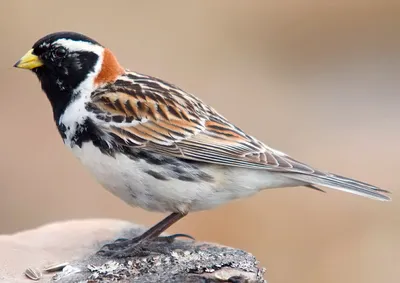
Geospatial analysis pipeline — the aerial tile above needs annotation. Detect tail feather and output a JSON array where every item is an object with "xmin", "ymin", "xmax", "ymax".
[{"xmin": 289, "ymin": 172, "xmax": 391, "ymax": 201}]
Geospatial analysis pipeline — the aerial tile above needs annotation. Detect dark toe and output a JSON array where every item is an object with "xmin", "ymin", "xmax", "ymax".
[
  {"xmin": 156, "ymin": 233, "xmax": 195, "ymax": 243},
  {"xmin": 98, "ymin": 238, "xmax": 133, "ymax": 252},
  {"xmin": 98, "ymin": 239, "xmax": 176, "ymax": 258},
  {"xmin": 113, "ymin": 237, "xmax": 129, "ymax": 243}
]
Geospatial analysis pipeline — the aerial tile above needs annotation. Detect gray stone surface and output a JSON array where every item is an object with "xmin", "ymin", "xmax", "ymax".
[
  {"xmin": 53, "ymin": 225, "xmax": 265, "ymax": 282},
  {"xmin": 0, "ymin": 220, "xmax": 266, "ymax": 283}
]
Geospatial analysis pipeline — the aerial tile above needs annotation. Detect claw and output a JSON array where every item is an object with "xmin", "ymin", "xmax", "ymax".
[
  {"xmin": 160, "ymin": 233, "xmax": 195, "ymax": 242},
  {"xmin": 96, "ymin": 232, "xmax": 195, "ymax": 258},
  {"xmin": 113, "ymin": 237, "xmax": 129, "ymax": 243},
  {"xmin": 97, "ymin": 238, "xmax": 133, "ymax": 253}
]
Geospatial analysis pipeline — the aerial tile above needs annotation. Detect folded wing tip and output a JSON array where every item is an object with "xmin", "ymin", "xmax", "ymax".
[{"xmin": 378, "ymin": 194, "xmax": 392, "ymax": 202}]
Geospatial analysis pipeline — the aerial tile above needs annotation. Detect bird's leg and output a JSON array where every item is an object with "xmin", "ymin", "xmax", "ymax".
[{"xmin": 97, "ymin": 212, "xmax": 192, "ymax": 257}]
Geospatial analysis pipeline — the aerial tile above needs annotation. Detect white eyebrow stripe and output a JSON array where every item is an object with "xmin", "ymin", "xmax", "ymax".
[{"xmin": 54, "ymin": 38, "xmax": 104, "ymax": 54}]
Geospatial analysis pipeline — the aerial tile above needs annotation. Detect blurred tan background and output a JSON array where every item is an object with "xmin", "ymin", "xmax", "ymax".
[{"xmin": 1, "ymin": 1, "xmax": 399, "ymax": 282}]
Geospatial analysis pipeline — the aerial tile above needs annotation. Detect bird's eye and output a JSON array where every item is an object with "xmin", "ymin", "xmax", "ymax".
[{"xmin": 54, "ymin": 47, "xmax": 68, "ymax": 58}]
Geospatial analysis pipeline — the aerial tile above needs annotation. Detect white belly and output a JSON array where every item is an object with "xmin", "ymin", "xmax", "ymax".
[{"xmin": 67, "ymin": 141, "xmax": 297, "ymax": 212}]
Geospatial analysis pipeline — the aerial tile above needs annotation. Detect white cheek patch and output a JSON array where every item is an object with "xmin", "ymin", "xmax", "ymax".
[{"xmin": 54, "ymin": 38, "xmax": 104, "ymax": 55}]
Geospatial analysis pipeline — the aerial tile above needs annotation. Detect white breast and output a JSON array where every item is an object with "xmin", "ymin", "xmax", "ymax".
[
  {"xmin": 68, "ymin": 141, "xmax": 213, "ymax": 212},
  {"xmin": 66, "ymin": 140, "xmax": 297, "ymax": 213}
]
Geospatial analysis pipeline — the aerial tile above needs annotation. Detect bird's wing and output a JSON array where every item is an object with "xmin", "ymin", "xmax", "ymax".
[
  {"xmin": 86, "ymin": 72, "xmax": 390, "ymax": 201},
  {"xmin": 87, "ymin": 72, "xmax": 313, "ymax": 173}
]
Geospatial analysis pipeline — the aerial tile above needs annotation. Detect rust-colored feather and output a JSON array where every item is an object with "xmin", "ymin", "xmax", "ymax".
[
  {"xmin": 88, "ymin": 72, "xmax": 321, "ymax": 172},
  {"xmin": 94, "ymin": 49, "xmax": 124, "ymax": 86}
]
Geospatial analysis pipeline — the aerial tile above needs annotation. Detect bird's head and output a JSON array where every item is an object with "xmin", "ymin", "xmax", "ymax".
[{"xmin": 14, "ymin": 31, "xmax": 124, "ymax": 117}]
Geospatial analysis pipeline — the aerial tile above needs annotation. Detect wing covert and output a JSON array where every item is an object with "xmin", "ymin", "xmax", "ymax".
[{"xmin": 86, "ymin": 72, "xmax": 315, "ymax": 173}]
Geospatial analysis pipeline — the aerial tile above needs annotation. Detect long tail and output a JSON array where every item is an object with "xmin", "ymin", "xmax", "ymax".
[{"xmin": 288, "ymin": 172, "xmax": 391, "ymax": 201}]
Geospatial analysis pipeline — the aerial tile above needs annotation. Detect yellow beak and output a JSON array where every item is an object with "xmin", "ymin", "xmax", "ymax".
[{"xmin": 14, "ymin": 49, "xmax": 44, "ymax": 70}]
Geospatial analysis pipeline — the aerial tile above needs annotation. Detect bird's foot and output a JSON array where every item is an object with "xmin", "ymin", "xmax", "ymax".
[
  {"xmin": 97, "ymin": 233, "xmax": 194, "ymax": 258},
  {"xmin": 97, "ymin": 239, "xmax": 171, "ymax": 258}
]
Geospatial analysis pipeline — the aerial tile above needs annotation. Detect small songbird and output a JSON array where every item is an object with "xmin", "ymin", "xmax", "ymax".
[{"xmin": 14, "ymin": 31, "xmax": 390, "ymax": 257}]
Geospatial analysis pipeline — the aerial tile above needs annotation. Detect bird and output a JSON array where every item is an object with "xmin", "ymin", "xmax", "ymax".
[{"xmin": 14, "ymin": 31, "xmax": 390, "ymax": 257}]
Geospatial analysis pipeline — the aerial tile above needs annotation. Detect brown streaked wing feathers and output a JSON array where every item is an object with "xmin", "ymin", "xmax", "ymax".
[{"xmin": 88, "ymin": 74, "xmax": 315, "ymax": 173}]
